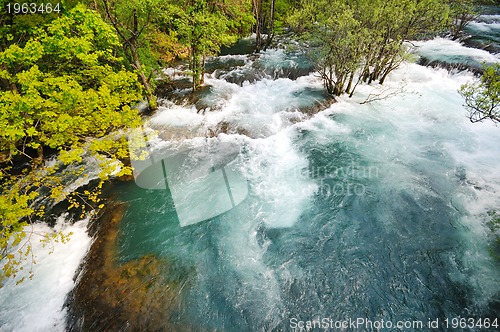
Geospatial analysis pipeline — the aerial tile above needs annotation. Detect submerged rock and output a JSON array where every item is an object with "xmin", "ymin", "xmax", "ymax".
[{"xmin": 65, "ymin": 203, "xmax": 193, "ymax": 331}]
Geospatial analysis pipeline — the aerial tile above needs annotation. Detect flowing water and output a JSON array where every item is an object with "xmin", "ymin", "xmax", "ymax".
[
  {"xmin": 1, "ymin": 12, "xmax": 500, "ymax": 332},
  {"xmin": 0, "ymin": 218, "xmax": 91, "ymax": 331},
  {"xmin": 463, "ymin": 5, "xmax": 500, "ymax": 54}
]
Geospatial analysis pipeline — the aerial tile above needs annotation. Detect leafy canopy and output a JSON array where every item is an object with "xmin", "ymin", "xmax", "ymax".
[
  {"xmin": 0, "ymin": 4, "xmax": 142, "ymax": 285},
  {"xmin": 460, "ymin": 63, "xmax": 500, "ymax": 123},
  {"xmin": 290, "ymin": 0, "xmax": 450, "ymax": 97},
  {"xmin": 0, "ymin": 4, "xmax": 142, "ymax": 157}
]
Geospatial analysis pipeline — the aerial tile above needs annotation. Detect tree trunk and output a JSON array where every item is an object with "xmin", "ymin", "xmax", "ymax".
[
  {"xmin": 379, "ymin": 58, "xmax": 396, "ymax": 85},
  {"xmin": 130, "ymin": 45, "xmax": 156, "ymax": 110},
  {"xmin": 191, "ymin": 42, "xmax": 202, "ymax": 91},
  {"xmin": 345, "ymin": 72, "xmax": 354, "ymax": 95},
  {"xmin": 326, "ymin": 81, "xmax": 334, "ymax": 95},
  {"xmin": 264, "ymin": 0, "xmax": 275, "ymax": 51},
  {"xmin": 200, "ymin": 53, "xmax": 206, "ymax": 85},
  {"xmin": 102, "ymin": 0, "xmax": 157, "ymax": 110},
  {"xmin": 253, "ymin": 0, "xmax": 262, "ymax": 53}
]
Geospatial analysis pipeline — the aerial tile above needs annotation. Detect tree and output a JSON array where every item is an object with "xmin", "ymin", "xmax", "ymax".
[
  {"xmin": 99, "ymin": 0, "xmax": 253, "ymax": 92},
  {"xmin": 304, "ymin": 2, "xmax": 367, "ymax": 97},
  {"xmin": 0, "ymin": 4, "xmax": 143, "ymax": 285},
  {"xmin": 448, "ymin": 0, "xmax": 480, "ymax": 40},
  {"xmin": 265, "ymin": 0, "xmax": 275, "ymax": 50},
  {"xmin": 459, "ymin": 63, "xmax": 500, "ymax": 123},
  {"xmin": 289, "ymin": 0, "xmax": 358, "ymax": 96},
  {"xmin": 291, "ymin": 0, "xmax": 450, "ymax": 97},
  {"xmin": 253, "ymin": 0, "xmax": 289, "ymax": 52},
  {"xmin": 172, "ymin": 0, "xmax": 253, "ymax": 90},
  {"xmin": 0, "ymin": 0, "xmax": 64, "ymax": 52},
  {"xmin": 101, "ymin": 0, "xmax": 158, "ymax": 110},
  {"xmin": 348, "ymin": 0, "xmax": 449, "ymax": 86},
  {"xmin": 252, "ymin": 0, "xmax": 263, "ymax": 52}
]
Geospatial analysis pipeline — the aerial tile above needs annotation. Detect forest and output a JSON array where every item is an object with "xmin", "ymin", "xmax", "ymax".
[{"xmin": 0, "ymin": 0, "xmax": 498, "ymax": 284}]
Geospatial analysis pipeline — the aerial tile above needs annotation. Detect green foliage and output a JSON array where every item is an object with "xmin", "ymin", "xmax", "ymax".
[
  {"xmin": 448, "ymin": 0, "xmax": 481, "ymax": 40},
  {"xmin": 291, "ymin": 0, "xmax": 451, "ymax": 97},
  {"xmin": 100, "ymin": 0, "xmax": 161, "ymax": 110},
  {"xmin": 294, "ymin": 1, "xmax": 368, "ymax": 95},
  {"xmin": 1, "ymin": 166, "xmax": 75, "ymax": 285},
  {"xmin": 99, "ymin": 0, "xmax": 253, "ymax": 92},
  {"xmin": 0, "ymin": 0, "xmax": 65, "ymax": 51},
  {"xmin": 0, "ymin": 4, "xmax": 142, "ymax": 156},
  {"xmin": 459, "ymin": 63, "xmax": 500, "ymax": 123},
  {"xmin": 162, "ymin": 0, "xmax": 253, "ymax": 90},
  {"xmin": 0, "ymin": 0, "xmax": 254, "ymax": 283},
  {"xmin": 0, "ymin": 4, "xmax": 142, "ymax": 285},
  {"xmin": 273, "ymin": 0, "xmax": 298, "ymax": 32}
]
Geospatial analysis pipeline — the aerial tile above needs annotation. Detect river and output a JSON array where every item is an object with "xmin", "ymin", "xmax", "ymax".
[{"xmin": 1, "ymin": 9, "xmax": 499, "ymax": 332}]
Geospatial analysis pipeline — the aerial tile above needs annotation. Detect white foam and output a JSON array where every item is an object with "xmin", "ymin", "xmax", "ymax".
[
  {"xmin": 243, "ymin": 129, "xmax": 316, "ymax": 228},
  {"xmin": 0, "ymin": 217, "xmax": 91, "ymax": 332},
  {"xmin": 3, "ymin": 34, "xmax": 500, "ymax": 329},
  {"xmin": 413, "ymin": 37, "xmax": 499, "ymax": 64},
  {"xmin": 474, "ymin": 14, "xmax": 500, "ymax": 25},
  {"xmin": 205, "ymin": 74, "xmax": 323, "ymax": 135},
  {"xmin": 150, "ymin": 104, "xmax": 204, "ymax": 127},
  {"xmin": 148, "ymin": 71, "xmax": 323, "ymax": 140},
  {"xmin": 312, "ymin": 60, "xmax": 500, "ymax": 301},
  {"xmin": 467, "ymin": 21, "xmax": 500, "ymax": 33}
]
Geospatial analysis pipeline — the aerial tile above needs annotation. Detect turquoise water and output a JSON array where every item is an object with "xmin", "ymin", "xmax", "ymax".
[
  {"xmin": 113, "ymin": 51, "xmax": 500, "ymax": 330},
  {"xmin": 416, "ymin": 7, "xmax": 500, "ymax": 72},
  {"xmin": 463, "ymin": 6, "xmax": 500, "ymax": 54}
]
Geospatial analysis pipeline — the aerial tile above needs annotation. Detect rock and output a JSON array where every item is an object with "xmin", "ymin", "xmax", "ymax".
[
  {"xmin": 65, "ymin": 203, "xmax": 193, "ymax": 331},
  {"xmin": 155, "ymin": 78, "xmax": 193, "ymax": 102}
]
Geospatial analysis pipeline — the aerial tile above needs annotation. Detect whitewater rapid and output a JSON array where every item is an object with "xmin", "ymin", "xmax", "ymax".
[
  {"xmin": 115, "ymin": 38, "xmax": 499, "ymax": 329},
  {"xmin": 0, "ymin": 22, "xmax": 499, "ymax": 331},
  {"xmin": 0, "ymin": 217, "xmax": 91, "ymax": 331}
]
